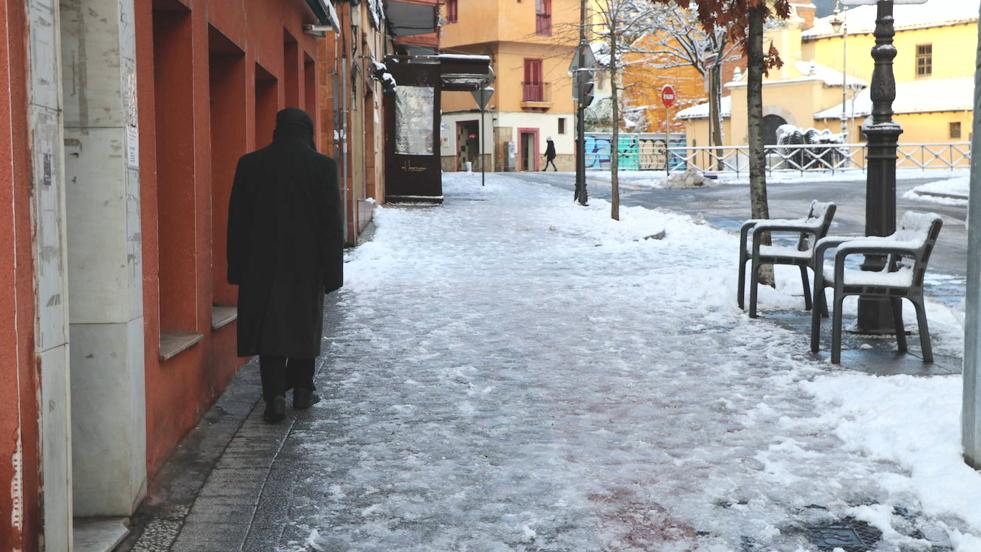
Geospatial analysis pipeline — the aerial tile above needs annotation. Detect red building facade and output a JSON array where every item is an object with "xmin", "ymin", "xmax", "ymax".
[{"xmin": 0, "ymin": 0, "xmax": 337, "ymax": 548}]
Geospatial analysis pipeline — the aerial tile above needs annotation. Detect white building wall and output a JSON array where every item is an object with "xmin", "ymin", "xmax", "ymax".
[
  {"xmin": 441, "ymin": 110, "xmax": 575, "ymax": 171},
  {"xmin": 25, "ymin": 1, "xmax": 74, "ymax": 548}
]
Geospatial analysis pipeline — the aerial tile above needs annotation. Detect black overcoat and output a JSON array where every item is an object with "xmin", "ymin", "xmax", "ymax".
[
  {"xmin": 227, "ymin": 109, "xmax": 343, "ymax": 358},
  {"xmin": 544, "ymin": 140, "xmax": 557, "ymax": 160}
]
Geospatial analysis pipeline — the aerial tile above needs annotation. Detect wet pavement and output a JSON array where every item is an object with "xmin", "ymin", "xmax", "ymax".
[{"xmin": 121, "ymin": 173, "xmax": 971, "ymax": 551}]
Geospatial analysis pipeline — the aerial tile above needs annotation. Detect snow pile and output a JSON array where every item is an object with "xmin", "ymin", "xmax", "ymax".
[
  {"xmin": 905, "ymin": 175, "xmax": 970, "ymax": 205},
  {"xmin": 801, "ymin": 374, "xmax": 981, "ymax": 550},
  {"xmin": 659, "ymin": 168, "xmax": 710, "ymax": 189}
]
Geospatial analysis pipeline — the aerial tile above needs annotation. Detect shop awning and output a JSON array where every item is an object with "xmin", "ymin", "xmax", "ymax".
[{"xmin": 437, "ymin": 54, "xmax": 494, "ymax": 91}]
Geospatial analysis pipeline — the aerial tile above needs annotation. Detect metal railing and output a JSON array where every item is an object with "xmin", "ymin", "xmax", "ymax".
[
  {"xmin": 662, "ymin": 142, "xmax": 971, "ymax": 177},
  {"xmin": 536, "ymin": 13, "xmax": 552, "ymax": 35},
  {"xmin": 521, "ymin": 81, "xmax": 550, "ymax": 103}
]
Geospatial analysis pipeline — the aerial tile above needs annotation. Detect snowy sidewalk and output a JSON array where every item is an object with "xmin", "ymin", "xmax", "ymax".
[{"xmin": 130, "ymin": 173, "xmax": 979, "ymax": 551}]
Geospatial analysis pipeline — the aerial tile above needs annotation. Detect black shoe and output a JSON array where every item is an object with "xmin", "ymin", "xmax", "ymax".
[
  {"xmin": 263, "ymin": 395, "xmax": 287, "ymax": 423},
  {"xmin": 293, "ymin": 388, "xmax": 321, "ymax": 410}
]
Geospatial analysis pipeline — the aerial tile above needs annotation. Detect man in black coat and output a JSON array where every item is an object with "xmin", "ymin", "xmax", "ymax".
[{"xmin": 227, "ymin": 108, "xmax": 344, "ymax": 423}]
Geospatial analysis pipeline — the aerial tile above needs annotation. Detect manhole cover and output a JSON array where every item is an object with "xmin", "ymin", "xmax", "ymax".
[{"xmin": 806, "ymin": 518, "xmax": 882, "ymax": 552}]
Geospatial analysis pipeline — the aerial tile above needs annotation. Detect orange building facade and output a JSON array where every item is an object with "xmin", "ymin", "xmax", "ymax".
[{"xmin": 440, "ymin": 0, "xmax": 579, "ymax": 172}]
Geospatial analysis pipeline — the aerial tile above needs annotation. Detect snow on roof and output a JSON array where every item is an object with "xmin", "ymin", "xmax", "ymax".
[
  {"xmin": 802, "ymin": 0, "xmax": 980, "ymax": 39},
  {"xmin": 813, "ymin": 76, "xmax": 974, "ymax": 119},
  {"xmin": 591, "ymin": 42, "xmax": 611, "ymax": 67},
  {"xmin": 726, "ymin": 60, "xmax": 866, "ymax": 88},
  {"xmin": 676, "ymin": 96, "xmax": 732, "ymax": 120},
  {"xmin": 437, "ymin": 54, "xmax": 492, "ymax": 62}
]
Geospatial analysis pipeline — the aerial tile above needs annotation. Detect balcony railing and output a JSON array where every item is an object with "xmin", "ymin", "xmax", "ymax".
[
  {"xmin": 536, "ymin": 13, "xmax": 552, "ymax": 35},
  {"xmin": 521, "ymin": 82, "xmax": 551, "ymax": 108}
]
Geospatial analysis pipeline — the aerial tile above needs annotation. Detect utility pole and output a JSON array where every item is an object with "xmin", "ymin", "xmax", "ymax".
[{"xmin": 574, "ymin": 0, "xmax": 588, "ymax": 206}]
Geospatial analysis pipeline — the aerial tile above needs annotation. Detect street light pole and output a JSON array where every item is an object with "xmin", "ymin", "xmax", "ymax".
[
  {"xmin": 840, "ymin": 7, "xmax": 849, "ymax": 141},
  {"xmin": 856, "ymin": 0, "xmax": 904, "ymax": 333}
]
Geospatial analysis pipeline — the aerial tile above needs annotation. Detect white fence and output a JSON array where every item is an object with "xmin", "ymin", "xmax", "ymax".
[{"xmin": 665, "ymin": 142, "xmax": 971, "ymax": 176}]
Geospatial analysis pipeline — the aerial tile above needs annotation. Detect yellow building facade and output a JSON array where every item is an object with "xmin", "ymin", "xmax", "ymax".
[
  {"xmin": 678, "ymin": 0, "xmax": 977, "ymax": 158},
  {"xmin": 440, "ymin": 0, "xmax": 580, "ymax": 171}
]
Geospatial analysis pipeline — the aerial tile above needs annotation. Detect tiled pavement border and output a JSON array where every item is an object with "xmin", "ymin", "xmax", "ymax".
[{"xmin": 118, "ymin": 351, "xmax": 328, "ymax": 552}]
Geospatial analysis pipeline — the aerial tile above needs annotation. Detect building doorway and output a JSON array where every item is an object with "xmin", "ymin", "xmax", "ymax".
[
  {"xmin": 456, "ymin": 120, "xmax": 479, "ymax": 171},
  {"xmin": 762, "ymin": 114, "xmax": 789, "ymax": 145},
  {"xmin": 518, "ymin": 129, "xmax": 539, "ymax": 172}
]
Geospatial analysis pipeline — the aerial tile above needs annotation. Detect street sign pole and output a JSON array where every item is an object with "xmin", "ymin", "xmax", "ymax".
[
  {"xmin": 963, "ymin": 0, "xmax": 981, "ymax": 469},
  {"xmin": 471, "ymin": 86, "xmax": 494, "ymax": 188},
  {"xmin": 661, "ymin": 84, "xmax": 676, "ymax": 175},
  {"xmin": 480, "ymin": 100, "xmax": 485, "ymax": 186}
]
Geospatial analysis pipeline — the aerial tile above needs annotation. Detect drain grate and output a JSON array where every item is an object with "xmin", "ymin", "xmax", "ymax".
[{"xmin": 806, "ymin": 518, "xmax": 882, "ymax": 552}]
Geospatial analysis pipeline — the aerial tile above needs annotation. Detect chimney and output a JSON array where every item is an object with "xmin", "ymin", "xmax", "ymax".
[{"xmin": 793, "ymin": 1, "xmax": 817, "ymax": 30}]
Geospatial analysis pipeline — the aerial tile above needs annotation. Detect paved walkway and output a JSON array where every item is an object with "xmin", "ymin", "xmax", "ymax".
[{"xmin": 123, "ymin": 173, "xmax": 971, "ymax": 551}]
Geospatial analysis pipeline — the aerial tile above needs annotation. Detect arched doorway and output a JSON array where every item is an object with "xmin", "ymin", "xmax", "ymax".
[{"xmin": 762, "ymin": 114, "xmax": 788, "ymax": 145}]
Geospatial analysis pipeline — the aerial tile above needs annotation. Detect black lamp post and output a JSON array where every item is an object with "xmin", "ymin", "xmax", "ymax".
[{"xmin": 842, "ymin": 0, "xmax": 926, "ymax": 333}]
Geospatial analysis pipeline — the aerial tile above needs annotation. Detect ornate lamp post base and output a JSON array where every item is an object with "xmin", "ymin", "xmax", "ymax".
[{"xmin": 853, "ymin": 0, "xmax": 912, "ymax": 333}]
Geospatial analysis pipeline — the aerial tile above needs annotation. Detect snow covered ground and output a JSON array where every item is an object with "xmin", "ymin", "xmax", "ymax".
[
  {"xmin": 906, "ymin": 175, "xmax": 971, "ymax": 206},
  {"xmin": 574, "ymin": 168, "xmax": 970, "ymax": 190},
  {"xmin": 280, "ymin": 173, "xmax": 977, "ymax": 551}
]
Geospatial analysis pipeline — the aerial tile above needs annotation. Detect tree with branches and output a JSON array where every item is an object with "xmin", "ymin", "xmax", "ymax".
[
  {"xmin": 588, "ymin": 0, "xmax": 660, "ymax": 221},
  {"xmin": 643, "ymin": 4, "xmax": 743, "ymax": 152},
  {"xmin": 653, "ymin": 0, "xmax": 790, "ymax": 283}
]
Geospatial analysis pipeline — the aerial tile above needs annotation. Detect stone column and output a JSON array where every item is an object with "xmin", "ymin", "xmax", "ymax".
[
  {"xmin": 27, "ymin": 1, "xmax": 73, "ymax": 548},
  {"xmin": 60, "ymin": 0, "xmax": 147, "ymax": 516}
]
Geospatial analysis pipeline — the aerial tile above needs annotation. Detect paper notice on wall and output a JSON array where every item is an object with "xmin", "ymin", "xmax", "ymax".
[
  {"xmin": 126, "ymin": 126, "xmax": 139, "ymax": 169},
  {"xmin": 395, "ymin": 86, "xmax": 434, "ymax": 156}
]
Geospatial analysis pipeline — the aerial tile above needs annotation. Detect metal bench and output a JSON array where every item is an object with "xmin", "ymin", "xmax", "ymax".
[
  {"xmin": 810, "ymin": 212, "xmax": 944, "ymax": 364},
  {"xmin": 738, "ymin": 201, "xmax": 837, "ymax": 318}
]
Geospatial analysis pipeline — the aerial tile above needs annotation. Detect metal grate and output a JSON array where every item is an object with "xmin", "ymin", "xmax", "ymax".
[{"xmin": 805, "ymin": 518, "xmax": 882, "ymax": 552}]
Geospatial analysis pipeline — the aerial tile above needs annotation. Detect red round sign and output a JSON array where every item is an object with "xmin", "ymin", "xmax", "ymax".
[{"xmin": 661, "ymin": 85, "xmax": 676, "ymax": 108}]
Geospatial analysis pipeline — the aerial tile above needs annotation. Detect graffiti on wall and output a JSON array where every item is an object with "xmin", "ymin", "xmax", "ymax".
[{"xmin": 583, "ymin": 133, "xmax": 686, "ymax": 171}]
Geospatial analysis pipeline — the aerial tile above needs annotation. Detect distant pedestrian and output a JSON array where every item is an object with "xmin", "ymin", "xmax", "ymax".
[
  {"xmin": 543, "ymin": 137, "xmax": 558, "ymax": 171},
  {"xmin": 227, "ymin": 108, "xmax": 344, "ymax": 424}
]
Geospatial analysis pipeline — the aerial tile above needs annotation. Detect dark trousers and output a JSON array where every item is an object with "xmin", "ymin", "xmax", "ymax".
[
  {"xmin": 259, "ymin": 356, "xmax": 315, "ymax": 402},
  {"xmin": 544, "ymin": 158, "xmax": 558, "ymax": 171}
]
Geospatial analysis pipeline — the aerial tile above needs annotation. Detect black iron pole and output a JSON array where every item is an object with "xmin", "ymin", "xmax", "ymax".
[
  {"xmin": 575, "ymin": 0, "xmax": 588, "ymax": 205},
  {"xmin": 858, "ymin": 0, "xmax": 902, "ymax": 333},
  {"xmin": 481, "ymin": 100, "xmax": 486, "ymax": 186}
]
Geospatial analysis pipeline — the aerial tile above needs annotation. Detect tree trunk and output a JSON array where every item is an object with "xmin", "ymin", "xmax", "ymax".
[
  {"xmin": 709, "ymin": 62, "xmax": 724, "ymax": 170},
  {"xmin": 610, "ymin": 31, "xmax": 620, "ymax": 221},
  {"xmin": 747, "ymin": 4, "xmax": 773, "ymax": 284}
]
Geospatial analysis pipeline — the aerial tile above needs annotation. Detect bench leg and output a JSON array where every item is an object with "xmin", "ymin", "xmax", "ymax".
[
  {"xmin": 799, "ymin": 266, "xmax": 812, "ymax": 311},
  {"xmin": 831, "ymin": 292, "xmax": 845, "ymax": 364},
  {"xmin": 749, "ymin": 256, "xmax": 760, "ymax": 319},
  {"xmin": 810, "ymin": 286, "xmax": 823, "ymax": 353},
  {"xmin": 737, "ymin": 255, "xmax": 747, "ymax": 310},
  {"xmin": 892, "ymin": 298, "xmax": 907, "ymax": 353},
  {"xmin": 913, "ymin": 298, "xmax": 934, "ymax": 364}
]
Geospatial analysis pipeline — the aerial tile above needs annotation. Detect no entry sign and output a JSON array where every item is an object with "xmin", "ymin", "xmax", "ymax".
[{"xmin": 661, "ymin": 85, "xmax": 676, "ymax": 108}]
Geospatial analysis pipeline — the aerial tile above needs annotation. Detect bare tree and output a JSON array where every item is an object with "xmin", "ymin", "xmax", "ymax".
[
  {"xmin": 644, "ymin": 5, "xmax": 743, "ymax": 151},
  {"xmin": 589, "ymin": 0, "xmax": 659, "ymax": 221}
]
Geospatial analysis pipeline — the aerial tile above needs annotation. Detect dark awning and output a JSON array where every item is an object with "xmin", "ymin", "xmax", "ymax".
[
  {"xmin": 305, "ymin": 0, "xmax": 340, "ymax": 31},
  {"xmin": 385, "ymin": 0, "xmax": 438, "ymax": 36},
  {"xmin": 437, "ymin": 54, "xmax": 493, "ymax": 91}
]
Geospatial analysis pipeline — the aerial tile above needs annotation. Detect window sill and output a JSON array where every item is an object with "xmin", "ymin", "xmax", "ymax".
[
  {"xmin": 211, "ymin": 306, "xmax": 238, "ymax": 330},
  {"xmin": 159, "ymin": 331, "xmax": 204, "ymax": 361}
]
